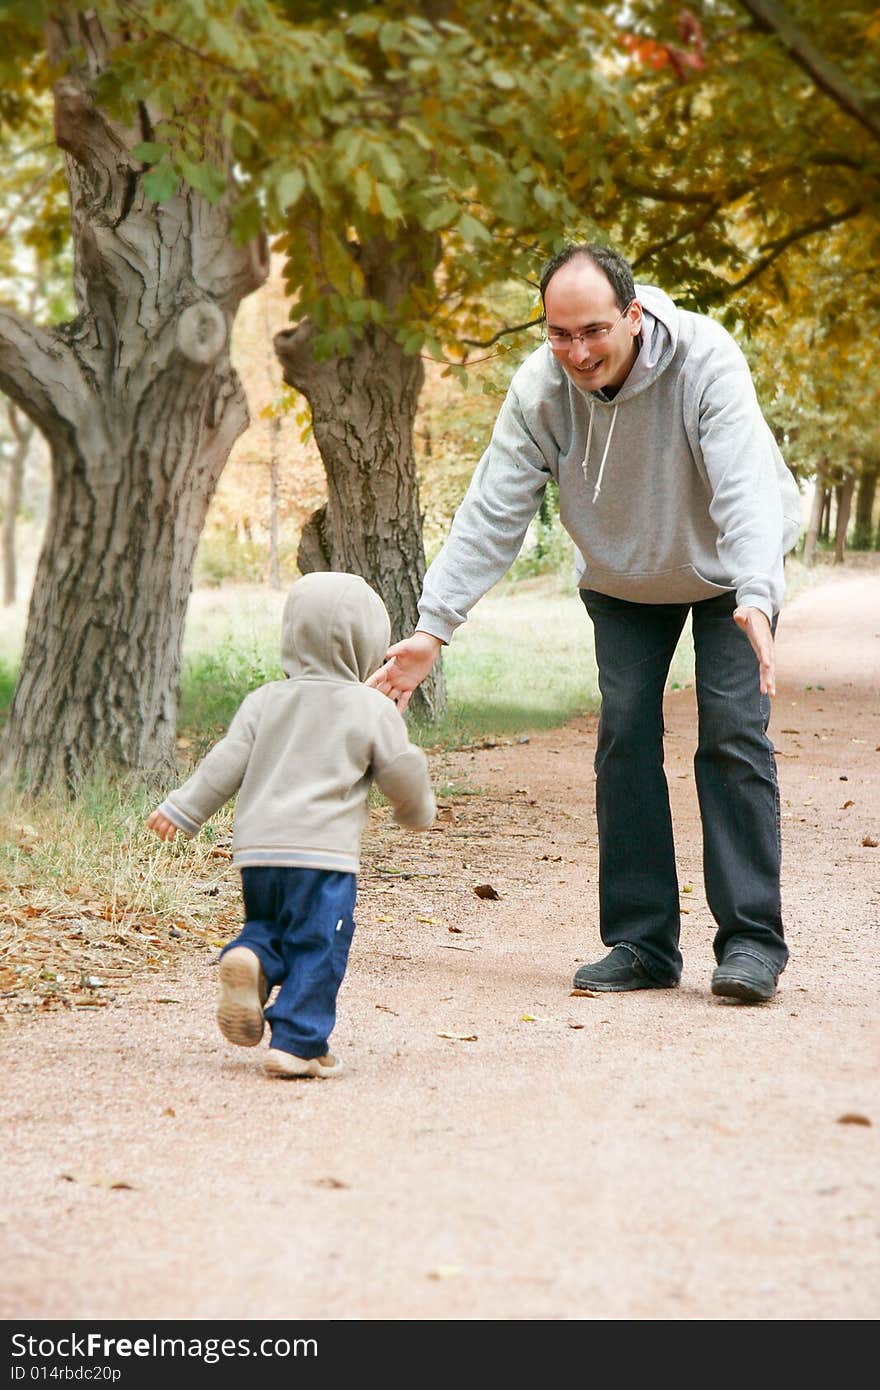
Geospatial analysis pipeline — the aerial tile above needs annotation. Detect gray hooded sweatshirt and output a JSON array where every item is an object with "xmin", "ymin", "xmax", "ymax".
[
  {"xmin": 418, "ymin": 285, "xmax": 802, "ymax": 640},
  {"xmin": 158, "ymin": 572, "xmax": 436, "ymax": 871}
]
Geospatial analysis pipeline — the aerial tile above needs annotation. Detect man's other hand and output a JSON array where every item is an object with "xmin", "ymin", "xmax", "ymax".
[
  {"xmin": 733, "ymin": 606, "xmax": 775, "ymax": 697},
  {"xmin": 366, "ymin": 631, "xmax": 443, "ymax": 713}
]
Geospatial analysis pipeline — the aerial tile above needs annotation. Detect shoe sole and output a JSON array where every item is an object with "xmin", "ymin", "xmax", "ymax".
[
  {"xmin": 217, "ymin": 949, "xmax": 267, "ymax": 1047},
  {"xmin": 572, "ymin": 976, "xmax": 678, "ymax": 993},
  {"xmin": 711, "ymin": 974, "xmax": 775, "ymax": 1004},
  {"xmin": 264, "ymin": 1052, "xmax": 343, "ymax": 1080}
]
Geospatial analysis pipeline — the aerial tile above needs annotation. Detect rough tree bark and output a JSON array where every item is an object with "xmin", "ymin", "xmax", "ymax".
[
  {"xmin": 803, "ymin": 475, "xmax": 828, "ymax": 566},
  {"xmin": 834, "ymin": 473, "xmax": 855, "ymax": 563},
  {"xmin": 274, "ymin": 236, "xmax": 446, "ymax": 722},
  {"xmin": 852, "ymin": 460, "xmax": 878, "ymax": 549},
  {"xmin": 0, "ymin": 12, "xmax": 268, "ymax": 791},
  {"xmin": 2, "ymin": 405, "xmax": 32, "ymax": 607}
]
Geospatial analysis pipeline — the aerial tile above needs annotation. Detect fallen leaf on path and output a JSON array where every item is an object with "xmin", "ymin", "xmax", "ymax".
[
  {"xmin": 861, "ymin": 836, "xmax": 879, "ymax": 848},
  {"xmin": 417, "ymin": 915, "xmax": 434, "ymax": 923},
  {"xmin": 437, "ymin": 1031, "xmax": 478, "ymax": 1042},
  {"xmin": 473, "ymin": 883, "xmax": 500, "ymax": 900},
  {"xmin": 428, "ymin": 1266, "xmax": 461, "ymax": 1280},
  {"xmin": 447, "ymin": 925, "xmax": 463, "ymax": 934},
  {"xmin": 375, "ymin": 1004, "xmax": 399, "ymax": 1015},
  {"xmin": 60, "ymin": 1171, "xmax": 138, "ymax": 1190},
  {"xmin": 836, "ymin": 1113, "xmax": 872, "ymax": 1127},
  {"xmin": 682, "ymin": 883, "xmax": 693, "ymax": 893},
  {"xmin": 162, "ymin": 1108, "xmax": 176, "ymax": 1118},
  {"xmin": 570, "ymin": 988, "xmax": 599, "ymax": 998},
  {"xmin": 313, "ymin": 1177, "xmax": 350, "ymax": 1189},
  {"xmin": 841, "ymin": 800, "xmax": 855, "ymax": 810},
  {"xmin": 568, "ymin": 1023, "xmax": 585, "ymax": 1030}
]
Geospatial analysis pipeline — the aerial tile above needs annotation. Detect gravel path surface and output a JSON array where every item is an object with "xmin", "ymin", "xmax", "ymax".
[{"xmin": 2, "ymin": 567, "xmax": 878, "ymax": 1322}]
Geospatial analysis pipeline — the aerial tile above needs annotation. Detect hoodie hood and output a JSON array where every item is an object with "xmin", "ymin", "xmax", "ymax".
[
  {"xmin": 576, "ymin": 285, "xmax": 679, "ymax": 503},
  {"xmin": 281, "ymin": 571, "xmax": 391, "ymax": 681},
  {"xmin": 584, "ymin": 284, "xmax": 678, "ymax": 407}
]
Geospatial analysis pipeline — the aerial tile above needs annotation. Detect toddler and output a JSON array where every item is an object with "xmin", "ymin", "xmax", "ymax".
[{"xmin": 147, "ymin": 571, "xmax": 435, "ymax": 1078}]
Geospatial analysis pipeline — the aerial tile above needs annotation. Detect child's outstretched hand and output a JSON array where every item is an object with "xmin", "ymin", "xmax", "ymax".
[{"xmin": 146, "ymin": 809, "xmax": 178, "ymax": 842}]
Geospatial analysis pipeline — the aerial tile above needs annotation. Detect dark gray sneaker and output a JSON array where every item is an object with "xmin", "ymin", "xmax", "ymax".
[
  {"xmin": 572, "ymin": 945, "xmax": 678, "ymax": 993},
  {"xmin": 711, "ymin": 950, "xmax": 777, "ymax": 1004}
]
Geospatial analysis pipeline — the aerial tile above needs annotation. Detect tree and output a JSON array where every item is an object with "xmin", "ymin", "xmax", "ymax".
[
  {"xmin": 0, "ymin": 0, "xmax": 631, "ymax": 777},
  {"xmin": 0, "ymin": 4, "xmax": 268, "ymax": 790},
  {"xmin": 115, "ymin": 0, "xmax": 626, "ymax": 719},
  {"xmin": 585, "ymin": 1, "xmax": 878, "ymax": 559}
]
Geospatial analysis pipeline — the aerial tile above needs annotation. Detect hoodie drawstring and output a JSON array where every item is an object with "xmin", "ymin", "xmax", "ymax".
[{"xmin": 581, "ymin": 402, "xmax": 618, "ymax": 505}]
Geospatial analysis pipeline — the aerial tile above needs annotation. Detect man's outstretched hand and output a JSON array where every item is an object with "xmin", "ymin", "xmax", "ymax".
[
  {"xmin": 733, "ymin": 606, "xmax": 775, "ymax": 697},
  {"xmin": 366, "ymin": 631, "xmax": 443, "ymax": 713}
]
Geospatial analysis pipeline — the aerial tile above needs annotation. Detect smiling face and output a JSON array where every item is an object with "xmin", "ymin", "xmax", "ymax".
[{"xmin": 543, "ymin": 254, "xmax": 642, "ymax": 392}]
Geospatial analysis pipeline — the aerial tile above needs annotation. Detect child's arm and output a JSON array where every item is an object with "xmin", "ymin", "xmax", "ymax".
[
  {"xmin": 372, "ymin": 704, "xmax": 436, "ymax": 830},
  {"xmin": 146, "ymin": 809, "xmax": 181, "ymax": 842},
  {"xmin": 146, "ymin": 690, "xmax": 263, "ymax": 841}
]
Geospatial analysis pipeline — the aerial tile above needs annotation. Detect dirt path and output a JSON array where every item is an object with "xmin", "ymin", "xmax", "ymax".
[{"xmin": 2, "ymin": 568, "xmax": 878, "ymax": 1322}]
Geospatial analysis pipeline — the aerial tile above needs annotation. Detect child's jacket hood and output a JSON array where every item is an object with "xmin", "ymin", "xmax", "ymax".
[{"xmin": 281, "ymin": 571, "xmax": 391, "ymax": 683}]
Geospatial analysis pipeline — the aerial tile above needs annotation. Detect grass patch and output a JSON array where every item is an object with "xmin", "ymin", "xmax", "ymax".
[
  {"xmin": 408, "ymin": 574, "xmax": 696, "ymax": 749},
  {"xmin": 0, "ymin": 775, "xmax": 242, "ymax": 1015}
]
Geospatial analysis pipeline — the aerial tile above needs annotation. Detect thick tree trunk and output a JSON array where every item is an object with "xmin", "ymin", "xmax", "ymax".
[
  {"xmin": 268, "ymin": 417, "xmax": 281, "ymax": 590},
  {"xmin": 274, "ymin": 238, "xmax": 446, "ymax": 722},
  {"xmin": 2, "ymin": 407, "xmax": 31, "ymax": 606},
  {"xmin": 852, "ymin": 461, "xmax": 878, "ymax": 549},
  {"xmin": 834, "ymin": 474, "xmax": 855, "ymax": 563},
  {"xmin": 803, "ymin": 478, "xmax": 827, "ymax": 566},
  {"xmin": 0, "ymin": 13, "xmax": 267, "ymax": 791}
]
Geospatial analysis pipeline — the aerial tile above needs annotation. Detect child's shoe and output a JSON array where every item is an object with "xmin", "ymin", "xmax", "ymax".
[
  {"xmin": 216, "ymin": 947, "xmax": 268, "ymax": 1046},
  {"xmin": 263, "ymin": 1049, "xmax": 343, "ymax": 1080}
]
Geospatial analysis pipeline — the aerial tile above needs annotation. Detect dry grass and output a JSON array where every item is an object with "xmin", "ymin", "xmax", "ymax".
[{"xmin": 0, "ymin": 787, "xmax": 243, "ymax": 1019}]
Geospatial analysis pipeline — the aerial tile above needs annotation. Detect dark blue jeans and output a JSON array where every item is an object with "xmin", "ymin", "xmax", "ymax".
[
  {"xmin": 580, "ymin": 588, "xmax": 787, "ymax": 983},
  {"xmin": 222, "ymin": 867, "xmax": 357, "ymax": 1058}
]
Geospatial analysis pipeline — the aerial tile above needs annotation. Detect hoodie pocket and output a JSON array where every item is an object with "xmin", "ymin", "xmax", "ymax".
[{"xmin": 579, "ymin": 562, "xmax": 734, "ymax": 604}]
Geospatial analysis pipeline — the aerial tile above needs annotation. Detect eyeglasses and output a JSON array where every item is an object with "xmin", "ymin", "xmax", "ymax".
[{"xmin": 545, "ymin": 303, "xmax": 632, "ymax": 350}]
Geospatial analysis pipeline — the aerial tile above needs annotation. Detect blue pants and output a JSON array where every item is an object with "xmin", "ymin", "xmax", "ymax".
[
  {"xmin": 580, "ymin": 588, "xmax": 787, "ymax": 983},
  {"xmin": 222, "ymin": 867, "xmax": 357, "ymax": 1058}
]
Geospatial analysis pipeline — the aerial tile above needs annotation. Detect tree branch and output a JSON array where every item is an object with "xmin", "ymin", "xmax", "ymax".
[
  {"xmin": 736, "ymin": 0, "xmax": 880, "ymax": 144},
  {"xmin": 728, "ymin": 201, "xmax": 864, "ymax": 291},
  {"xmin": 0, "ymin": 309, "xmax": 70, "ymax": 430},
  {"xmin": 460, "ymin": 316, "xmax": 544, "ymax": 348}
]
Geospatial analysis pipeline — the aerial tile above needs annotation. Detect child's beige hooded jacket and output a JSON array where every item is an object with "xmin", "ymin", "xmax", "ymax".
[{"xmin": 158, "ymin": 572, "xmax": 435, "ymax": 871}]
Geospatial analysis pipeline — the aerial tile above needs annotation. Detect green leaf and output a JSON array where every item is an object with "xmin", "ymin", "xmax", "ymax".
[
  {"xmin": 423, "ymin": 202, "xmax": 459, "ymax": 231},
  {"xmin": 142, "ymin": 163, "xmax": 179, "ymax": 203},
  {"xmin": 131, "ymin": 142, "xmax": 168, "ymax": 165},
  {"xmin": 353, "ymin": 168, "xmax": 372, "ymax": 211},
  {"xmin": 457, "ymin": 213, "xmax": 492, "ymax": 244},
  {"xmin": 177, "ymin": 156, "xmax": 227, "ymax": 204},
  {"xmin": 375, "ymin": 181, "xmax": 403, "ymax": 221},
  {"xmin": 207, "ymin": 18, "xmax": 243, "ymax": 62},
  {"xmin": 277, "ymin": 169, "xmax": 306, "ymax": 212},
  {"xmin": 376, "ymin": 145, "xmax": 405, "ymax": 184},
  {"xmin": 489, "ymin": 68, "xmax": 516, "ymax": 90}
]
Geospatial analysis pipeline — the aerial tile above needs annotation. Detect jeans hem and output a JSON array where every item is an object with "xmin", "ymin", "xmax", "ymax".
[{"xmin": 617, "ymin": 941, "xmax": 681, "ymax": 986}]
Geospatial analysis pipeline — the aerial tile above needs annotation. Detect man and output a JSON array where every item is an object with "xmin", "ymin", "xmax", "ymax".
[{"xmin": 368, "ymin": 243, "xmax": 802, "ymax": 1004}]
